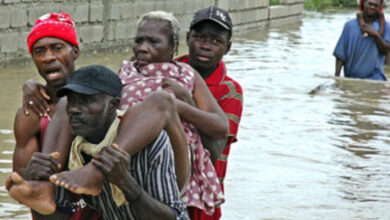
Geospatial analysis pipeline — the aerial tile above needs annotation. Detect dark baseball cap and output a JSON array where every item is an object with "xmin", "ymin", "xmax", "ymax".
[
  {"xmin": 57, "ymin": 65, "xmax": 122, "ymax": 98},
  {"xmin": 190, "ymin": 6, "xmax": 232, "ymax": 34}
]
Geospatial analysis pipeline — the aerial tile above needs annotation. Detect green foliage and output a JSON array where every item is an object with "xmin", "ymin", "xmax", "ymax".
[
  {"xmin": 304, "ymin": 0, "xmax": 358, "ymax": 11},
  {"xmin": 270, "ymin": 0, "xmax": 280, "ymax": 5},
  {"xmin": 304, "ymin": 0, "xmax": 333, "ymax": 11}
]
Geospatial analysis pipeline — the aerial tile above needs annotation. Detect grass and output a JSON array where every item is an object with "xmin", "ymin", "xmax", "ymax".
[
  {"xmin": 270, "ymin": 0, "xmax": 280, "ymax": 5},
  {"xmin": 304, "ymin": 0, "xmax": 358, "ymax": 11}
]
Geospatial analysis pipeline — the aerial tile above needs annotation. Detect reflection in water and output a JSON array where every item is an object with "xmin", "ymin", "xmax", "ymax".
[
  {"xmin": 221, "ymin": 10, "xmax": 390, "ymax": 220},
  {"xmin": 329, "ymin": 79, "xmax": 390, "ymax": 207},
  {"xmin": 0, "ymin": 10, "xmax": 390, "ymax": 219},
  {"xmin": 331, "ymin": 79, "xmax": 390, "ymax": 158}
]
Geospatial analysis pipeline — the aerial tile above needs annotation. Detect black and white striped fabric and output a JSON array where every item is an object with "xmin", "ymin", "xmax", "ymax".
[{"xmin": 56, "ymin": 131, "xmax": 188, "ymax": 220}]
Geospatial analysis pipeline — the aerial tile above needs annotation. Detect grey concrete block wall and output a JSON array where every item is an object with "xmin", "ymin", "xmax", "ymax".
[
  {"xmin": 269, "ymin": 6, "xmax": 290, "ymax": 19},
  {"xmin": 217, "ymin": 0, "xmax": 303, "ymax": 33},
  {"xmin": 0, "ymin": 0, "xmax": 303, "ymax": 66},
  {"xmin": 0, "ymin": 32, "xmax": 19, "ymax": 53},
  {"xmin": 267, "ymin": 0, "xmax": 303, "ymax": 28},
  {"xmin": 0, "ymin": 7, "xmax": 12, "ymax": 29},
  {"xmin": 90, "ymin": 4, "xmax": 104, "ymax": 22}
]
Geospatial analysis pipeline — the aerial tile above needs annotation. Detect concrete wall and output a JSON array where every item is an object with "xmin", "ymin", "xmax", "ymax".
[
  {"xmin": 268, "ymin": 0, "xmax": 304, "ymax": 28},
  {"xmin": 218, "ymin": 0, "xmax": 304, "ymax": 32},
  {"xmin": 219, "ymin": 0, "xmax": 270, "ymax": 32},
  {"xmin": 0, "ymin": 0, "xmax": 303, "ymax": 66}
]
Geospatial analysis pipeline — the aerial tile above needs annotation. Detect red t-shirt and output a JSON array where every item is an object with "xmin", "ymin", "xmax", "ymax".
[{"xmin": 176, "ymin": 55, "xmax": 243, "ymax": 220}]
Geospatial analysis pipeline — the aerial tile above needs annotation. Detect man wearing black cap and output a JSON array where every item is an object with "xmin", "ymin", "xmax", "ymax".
[
  {"xmin": 176, "ymin": 6, "xmax": 243, "ymax": 220},
  {"xmin": 7, "ymin": 65, "xmax": 188, "ymax": 219}
]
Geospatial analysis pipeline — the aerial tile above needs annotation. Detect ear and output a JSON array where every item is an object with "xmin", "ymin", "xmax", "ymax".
[
  {"xmin": 225, "ymin": 41, "xmax": 232, "ymax": 55},
  {"xmin": 72, "ymin": 46, "xmax": 80, "ymax": 60}
]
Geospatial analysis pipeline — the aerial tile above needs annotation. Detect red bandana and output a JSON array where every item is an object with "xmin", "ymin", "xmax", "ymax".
[{"xmin": 27, "ymin": 12, "xmax": 78, "ymax": 53}]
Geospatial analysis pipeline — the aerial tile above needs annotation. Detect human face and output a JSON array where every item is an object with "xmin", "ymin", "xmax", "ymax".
[
  {"xmin": 133, "ymin": 19, "xmax": 175, "ymax": 69},
  {"xmin": 186, "ymin": 21, "xmax": 231, "ymax": 78},
  {"xmin": 66, "ymin": 92, "xmax": 117, "ymax": 144},
  {"xmin": 32, "ymin": 37, "xmax": 79, "ymax": 89},
  {"xmin": 363, "ymin": 0, "xmax": 381, "ymax": 17}
]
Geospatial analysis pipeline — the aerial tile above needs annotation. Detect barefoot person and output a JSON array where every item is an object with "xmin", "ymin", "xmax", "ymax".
[
  {"xmin": 50, "ymin": 10, "xmax": 226, "ymax": 215},
  {"xmin": 22, "ymin": 10, "xmax": 228, "ymax": 215},
  {"xmin": 175, "ymin": 6, "xmax": 243, "ymax": 219},
  {"xmin": 10, "ymin": 12, "xmax": 100, "ymax": 219},
  {"xmin": 334, "ymin": 0, "xmax": 390, "ymax": 80},
  {"xmin": 118, "ymin": 11, "xmax": 227, "ymax": 214},
  {"xmin": 7, "ymin": 65, "xmax": 188, "ymax": 219}
]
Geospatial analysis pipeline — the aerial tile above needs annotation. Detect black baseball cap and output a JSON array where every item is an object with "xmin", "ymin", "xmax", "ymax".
[
  {"xmin": 190, "ymin": 6, "xmax": 232, "ymax": 34},
  {"xmin": 57, "ymin": 65, "xmax": 122, "ymax": 98}
]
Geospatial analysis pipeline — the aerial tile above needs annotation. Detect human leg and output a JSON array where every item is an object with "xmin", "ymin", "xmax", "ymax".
[{"xmin": 51, "ymin": 92, "xmax": 189, "ymax": 193}]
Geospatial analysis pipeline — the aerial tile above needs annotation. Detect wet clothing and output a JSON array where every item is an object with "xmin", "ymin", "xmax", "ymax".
[
  {"xmin": 38, "ymin": 116, "xmax": 102, "ymax": 220},
  {"xmin": 333, "ymin": 18, "xmax": 390, "ymax": 81},
  {"xmin": 119, "ymin": 60, "xmax": 224, "ymax": 215},
  {"xmin": 176, "ymin": 55, "xmax": 243, "ymax": 220},
  {"xmin": 68, "ymin": 112, "xmax": 126, "ymax": 207},
  {"xmin": 56, "ymin": 120, "xmax": 187, "ymax": 220}
]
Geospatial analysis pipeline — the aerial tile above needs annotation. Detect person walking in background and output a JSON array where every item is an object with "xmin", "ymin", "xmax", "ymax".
[{"xmin": 334, "ymin": 0, "xmax": 390, "ymax": 80}]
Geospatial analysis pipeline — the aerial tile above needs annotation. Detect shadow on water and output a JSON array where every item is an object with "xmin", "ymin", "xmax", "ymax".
[{"xmin": 1, "ymin": 10, "xmax": 390, "ymax": 220}]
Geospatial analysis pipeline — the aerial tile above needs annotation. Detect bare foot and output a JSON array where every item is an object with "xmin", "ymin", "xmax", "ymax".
[
  {"xmin": 5, "ymin": 175, "xmax": 12, "ymax": 191},
  {"xmin": 8, "ymin": 172, "xmax": 56, "ymax": 215},
  {"xmin": 50, "ymin": 163, "xmax": 104, "ymax": 196}
]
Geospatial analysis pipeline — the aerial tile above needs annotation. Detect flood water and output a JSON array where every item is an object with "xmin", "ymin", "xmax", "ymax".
[{"xmin": 1, "ymin": 10, "xmax": 390, "ymax": 219}]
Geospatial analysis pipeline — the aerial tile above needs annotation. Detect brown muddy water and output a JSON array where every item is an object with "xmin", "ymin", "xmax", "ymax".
[{"xmin": 1, "ymin": 10, "xmax": 390, "ymax": 219}]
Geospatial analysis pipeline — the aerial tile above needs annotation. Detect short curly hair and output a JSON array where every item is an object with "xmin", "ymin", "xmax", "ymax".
[{"xmin": 137, "ymin": 11, "xmax": 180, "ymax": 55}]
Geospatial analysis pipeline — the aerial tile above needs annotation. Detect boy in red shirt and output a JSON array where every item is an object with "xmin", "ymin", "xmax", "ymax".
[{"xmin": 176, "ymin": 6, "xmax": 243, "ymax": 220}]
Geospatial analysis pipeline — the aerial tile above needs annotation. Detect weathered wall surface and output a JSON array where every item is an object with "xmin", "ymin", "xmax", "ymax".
[
  {"xmin": 0, "ymin": 0, "xmax": 303, "ymax": 66},
  {"xmin": 218, "ymin": 0, "xmax": 304, "ymax": 32},
  {"xmin": 268, "ymin": 0, "xmax": 304, "ymax": 28}
]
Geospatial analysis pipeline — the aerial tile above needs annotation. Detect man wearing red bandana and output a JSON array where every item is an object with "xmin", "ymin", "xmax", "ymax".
[
  {"xmin": 7, "ymin": 12, "xmax": 101, "ymax": 219},
  {"xmin": 176, "ymin": 6, "xmax": 243, "ymax": 220}
]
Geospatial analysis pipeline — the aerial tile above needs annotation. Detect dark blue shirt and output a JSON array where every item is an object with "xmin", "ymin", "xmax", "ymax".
[{"xmin": 333, "ymin": 18, "xmax": 390, "ymax": 81}]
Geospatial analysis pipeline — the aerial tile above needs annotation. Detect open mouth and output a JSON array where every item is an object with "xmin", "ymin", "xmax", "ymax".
[{"xmin": 45, "ymin": 68, "xmax": 61, "ymax": 81}]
